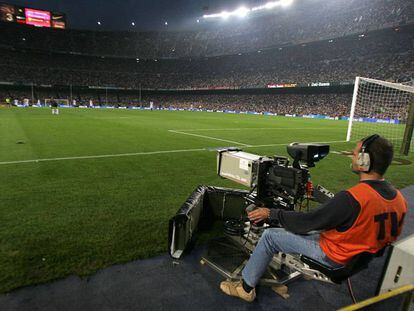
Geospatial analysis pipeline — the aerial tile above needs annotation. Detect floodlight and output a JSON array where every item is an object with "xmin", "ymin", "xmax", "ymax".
[
  {"xmin": 234, "ymin": 7, "xmax": 249, "ymax": 18},
  {"xmin": 265, "ymin": 2, "xmax": 278, "ymax": 10},
  {"xmin": 280, "ymin": 0, "xmax": 294, "ymax": 7},
  {"xmin": 203, "ymin": 13, "xmax": 220, "ymax": 19},
  {"xmin": 252, "ymin": 0, "xmax": 294, "ymax": 11},
  {"xmin": 221, "ymin": 11, "xmax": 230, "ymax": 19},
  {"xmin": 204, "ymin": 0, "xmax": 294, "ymax": 19}
]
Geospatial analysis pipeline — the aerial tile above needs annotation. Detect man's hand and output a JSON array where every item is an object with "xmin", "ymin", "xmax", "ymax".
[{"xmin": 248, "ymin": 208, "xmax": 270, "ymax": 224}]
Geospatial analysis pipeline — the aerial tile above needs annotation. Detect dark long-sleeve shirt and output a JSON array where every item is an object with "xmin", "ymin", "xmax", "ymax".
[{"xmin": 269, "ymin": 180, "xmax": 397, "ymax": 234}]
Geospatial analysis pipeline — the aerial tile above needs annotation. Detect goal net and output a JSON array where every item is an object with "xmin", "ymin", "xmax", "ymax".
[
  {"xmin": 45, "ymin": 99, "xmax": 70, "ymax": 106},
  {"xmin": 346, "ymin": 77, "xmax": 414, "ymax": 154}
]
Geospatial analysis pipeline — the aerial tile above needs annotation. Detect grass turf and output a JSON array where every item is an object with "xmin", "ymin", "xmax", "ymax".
[{"xmin": 0, "ymin": 107, "xmax": 413, "ymax": 293}]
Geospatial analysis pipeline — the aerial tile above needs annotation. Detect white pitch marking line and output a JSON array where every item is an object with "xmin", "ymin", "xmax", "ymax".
[
  {"xmin": 0, "ymin": 140, "xmax": 353, "ymax": 166},
  {"xmin": 244, "ymin": 140, "xmax": 350, "ymax": 148},
  {"xmin": 0, "ymin": 148, "xmax": 206, "ymax": 166},
  {"xmin": 168, "ymin": 130, "xmax": 252, "ymax": 147},
  {"xmin": 170, "ymin": 127, "xmax": 336, "ymax": 132}
]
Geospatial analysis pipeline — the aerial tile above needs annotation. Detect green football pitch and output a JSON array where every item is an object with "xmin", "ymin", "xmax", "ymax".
[{"xmin": 1, "ymin": 107, "xmax": 413, "ymax": 293}]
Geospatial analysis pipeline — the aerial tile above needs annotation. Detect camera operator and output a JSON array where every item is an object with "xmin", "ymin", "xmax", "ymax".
[{"xmin": 220, "ymin": 135, "xmax": 407, "ymax": 302}]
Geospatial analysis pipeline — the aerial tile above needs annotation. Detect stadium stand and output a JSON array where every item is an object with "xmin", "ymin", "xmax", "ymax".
[
  {"xmin": 0, "ymin": 0, "xmax": 412, "ymax": 117},
  {"xmin": 0, "ymin": 25, "xmax": 412, "ymax": 90},
  {"xmin": 0, "ymin": 0, "xmax": 412, "ymax": 58}
]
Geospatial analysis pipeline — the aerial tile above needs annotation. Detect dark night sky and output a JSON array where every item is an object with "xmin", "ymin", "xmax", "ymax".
[{"xmin": 6, "ymin": 0, "xmax": 265, "ymax": 31}]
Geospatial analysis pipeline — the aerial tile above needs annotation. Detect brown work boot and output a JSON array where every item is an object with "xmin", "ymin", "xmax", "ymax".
[{"xmin": 220, "ymin": 280, "xmax": 256, "ymax": 302}]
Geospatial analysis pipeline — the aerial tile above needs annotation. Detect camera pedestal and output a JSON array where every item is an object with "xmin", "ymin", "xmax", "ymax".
[{"xmin": 200, "ymin": 236, "xmax": 302, "ymax": 287}]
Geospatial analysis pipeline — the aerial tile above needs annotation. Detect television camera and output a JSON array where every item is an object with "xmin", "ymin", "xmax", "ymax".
[
  {"xmin": 217, "ymin": 142, "xmax": 330, "ymax": 211},
  {"xmin": 168, "ymin": 142, "xmax": 360, "ymax": 289}
]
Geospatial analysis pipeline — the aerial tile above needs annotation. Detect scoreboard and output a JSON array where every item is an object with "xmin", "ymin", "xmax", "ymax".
[{"xmin": 0, "ymin": 3, "xmax": 66, "ymax": 29}]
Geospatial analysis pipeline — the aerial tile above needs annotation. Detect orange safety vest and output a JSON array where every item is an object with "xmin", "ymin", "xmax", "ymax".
[{"xmin": 320, "ymin": 182, "xmax": 407, "ymax": 265}]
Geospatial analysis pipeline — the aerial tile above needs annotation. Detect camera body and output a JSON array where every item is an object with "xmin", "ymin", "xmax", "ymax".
[{"xmin": 217, "ymin": 143, "xmax": 329, "ymax": 210}]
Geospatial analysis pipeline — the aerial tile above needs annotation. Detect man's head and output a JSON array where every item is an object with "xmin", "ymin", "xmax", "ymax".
[{"xmin": 351, "ymin": 135, "xmax": 394, "ymax": 177}]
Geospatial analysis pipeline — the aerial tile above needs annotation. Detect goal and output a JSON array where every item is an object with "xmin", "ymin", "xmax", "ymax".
[
  {"xmin": 45, "ymin": 99, "xmax": 70, "ymax": 106},
  {"xmin": 346, "ymin": 77, "xmax": 414, "ymax": 155}
]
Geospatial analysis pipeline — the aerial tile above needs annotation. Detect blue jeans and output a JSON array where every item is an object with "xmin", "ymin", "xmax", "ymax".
[{"xmin": 242, "ymin": 228, "xmax": 343, "ymax": 287}]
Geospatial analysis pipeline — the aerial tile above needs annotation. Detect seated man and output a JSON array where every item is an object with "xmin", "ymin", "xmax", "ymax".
[{"xmin": 220, "ymin": 135, "xmax": 407, "ymax": 302}]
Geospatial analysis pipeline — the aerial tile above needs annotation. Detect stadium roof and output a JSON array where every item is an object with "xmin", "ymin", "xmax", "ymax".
[{"xmin": 8, "ymin": 0, "xmax": 289, "ymax": 31}]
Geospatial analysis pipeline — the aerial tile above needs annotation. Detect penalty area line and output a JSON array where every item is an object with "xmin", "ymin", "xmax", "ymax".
[{"xmin": 244, "ymin": 140, "xmax": 350, "ymax": 149}]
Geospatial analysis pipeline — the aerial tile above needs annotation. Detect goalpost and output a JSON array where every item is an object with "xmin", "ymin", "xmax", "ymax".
[{"xmin": 346, "ymin": 77, "xmax": 414, "ymax": 155}]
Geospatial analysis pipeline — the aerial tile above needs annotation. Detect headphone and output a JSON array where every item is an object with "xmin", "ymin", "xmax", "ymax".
[{"xmin": 357, "ymin": 134, "xmax": 380, "ymax": 172}]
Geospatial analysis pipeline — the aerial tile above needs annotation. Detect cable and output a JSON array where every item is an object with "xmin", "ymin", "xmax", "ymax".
[
  {"xmin": 248, "ymin": 185, "xmax": 257, "ymax": 196},
  {"xmin": 221, "ymin": 192, "xmax": 227, "ymax": 219},
  {"xmin": 347, "ymin": 278, "xmax": 357, "ymax": 304},
  {"xmin": 241, "ymin": 222, "xmax": 253, "ymax": 250}
]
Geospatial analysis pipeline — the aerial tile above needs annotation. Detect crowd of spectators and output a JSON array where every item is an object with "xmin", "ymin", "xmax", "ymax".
[
  {"xmin": 0, "ymin": 0, "xmax": 412, "ymax": 58},
  {"xmin": 4, "ymin": 89, "xmax": 409, "ymax": 120},
  {"xmin": 140, "ymin": 94, "xmax": 353, "ymax": 117},
  {"xmin": 1, "ymin": 90, "xmax": 352, "ymax": 117},
  {"xmin": 0, "ymin": 26, "xmax": 412, "ymax": 89}
]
